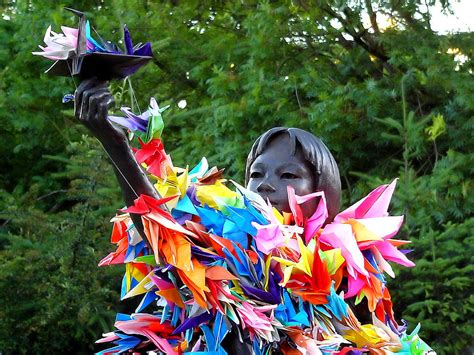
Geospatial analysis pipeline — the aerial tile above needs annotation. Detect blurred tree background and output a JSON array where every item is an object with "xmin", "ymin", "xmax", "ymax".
[{"xmin": 0, "ymin": 0, "xmax": 472, "ymax": 353}]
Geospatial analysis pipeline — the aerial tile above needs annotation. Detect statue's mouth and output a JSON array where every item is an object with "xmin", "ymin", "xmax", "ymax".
[
  {"xmin": 269, "ymin": 200, "xmax": 280, "ymax": 209},
  {"xmin": 256, "ymin": 193, "xmax": 290, "ymax": 212},
  {"xmin": 268, "ymin": 200, "xmax": 290, "ymax": 213}
]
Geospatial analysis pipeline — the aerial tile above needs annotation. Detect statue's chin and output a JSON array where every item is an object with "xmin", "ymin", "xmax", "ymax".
[
  {"xmin": 268, "ymin": 201, "xmax": 290, "ymax": 214},
  {"xmin": 269, "ymin": 199, "xmax": 320, "ymax": 220}
]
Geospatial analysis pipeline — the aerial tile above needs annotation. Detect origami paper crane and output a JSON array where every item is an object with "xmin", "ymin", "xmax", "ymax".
[
  {"xmin": 33, "ymin": 8, "xmax": 152, "ymax": 79},
  {"xmin": 134, "ymin": 138, "xmax": 173, "ymax": 178},
  {"xmin": 32, "ymin": 25, "xmax": 78, "ymax": 60},
  {"xmin": 108, "ymin": 98, "xmax": 169, "ymax": 144},
  {"xmin": 286, "ymin": 186, "xmax": 328, "ymax": 243},
  {"xmin": 113, "ymin": 313, "xmax": 178, "ymax": 354}
]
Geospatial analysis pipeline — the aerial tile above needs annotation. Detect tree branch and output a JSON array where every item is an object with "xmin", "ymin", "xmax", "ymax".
[{"xmin": 365, "ymin": 0, "xmax": 380, "ymax": 34}]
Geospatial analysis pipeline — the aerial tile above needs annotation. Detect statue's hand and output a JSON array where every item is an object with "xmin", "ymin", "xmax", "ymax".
[{"xmin": 74, "ymin": 78, "xmax": 126, "ymax": 145}]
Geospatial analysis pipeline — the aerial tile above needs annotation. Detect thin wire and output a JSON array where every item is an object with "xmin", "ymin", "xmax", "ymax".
[
  {"xmin": 66, "ymin": 60, "xmax": 78, "ymax": 90},
  {"xmin": 100, "ymin": 143, "xmax": 140, "ymax": 199},
  {"xmin": 127, "ymin": 77, "xmax": 142, "ymax": 115},
  {"xmin": 130, "ymin": 79, "xmax": 142, "ymax": 114}
]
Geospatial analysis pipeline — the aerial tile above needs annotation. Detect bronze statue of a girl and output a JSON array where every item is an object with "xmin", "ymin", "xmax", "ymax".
[{"xmin": 75, "ymin": 78, "xmax": 342, "ymax": 353}]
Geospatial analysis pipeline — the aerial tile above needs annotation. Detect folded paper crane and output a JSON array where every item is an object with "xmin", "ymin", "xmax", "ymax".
[{"xmin": 32, "ymin": 7, "xmax": 152, "ymax": 80}]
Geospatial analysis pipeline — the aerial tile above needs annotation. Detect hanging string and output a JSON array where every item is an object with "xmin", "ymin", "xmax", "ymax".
[
  {"xmin": 127, "ymin": 76, "xmax": 142, "ymax": 115},
  {"xmin": 66, "ymin": 60, "xmax": 78, "ymax": 90},
  {"xmin": 100, "ymin": 142, "xmax": 140, "ymax": 199}
]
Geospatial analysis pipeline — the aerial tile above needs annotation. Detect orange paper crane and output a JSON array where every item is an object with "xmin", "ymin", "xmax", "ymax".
[
  {"xmin": 282, "ymin": 241, "xmax": 332, "ymax": 305},
  {"xmin": 124, "ymin": 194, "xmax": 214, "ymax": 308},
  {"xmin": 99, "ymin": 218, "xmax": 129, "ymax": 266}
]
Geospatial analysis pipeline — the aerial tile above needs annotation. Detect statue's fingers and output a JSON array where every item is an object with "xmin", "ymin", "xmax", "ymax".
[
  {"xmin": 98, "ymin": 95, "xmax": 113, "ymax": 124},
  {"xmin": 75, "ymin": 79, "xmax": 109, "ymax": 119},
  {"xmin": 106, "ymin": 94, "xmax": 115, "ymax": 109},
  {"xmin": 79, "ymin": 88, "xmax": 92, "ymax": 122},
  {"xmin": 79, "ymin": 87, "xmax": 106, "ymax": 122},
  {"xmin": 75, "ymin": 78, "xmax": 97, "ymax": 119},
  {"xmin": 88, "ymin": 88, "xmax": 110, "ymax": 118}
]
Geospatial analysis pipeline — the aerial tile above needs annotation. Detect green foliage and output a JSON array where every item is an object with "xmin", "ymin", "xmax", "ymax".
[
  {"xmin": 395, "ymin": 219, "xmax": 474, "ymax": 353},
  {"xmin": 0, "ymin": 137, "xmax": 123, "ymax": 353},
  {"xmin": 0, "ymin": 0, "xmax": 472, "ymax": 353}
]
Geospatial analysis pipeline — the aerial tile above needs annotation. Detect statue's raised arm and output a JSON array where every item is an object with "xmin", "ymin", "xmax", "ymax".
[
  {"xmin": 32, "ymin": 7, "xmax": 162, "ymax": 240},
  {"xmin": 74, "ymin": 78, "xmax": 161, "ymax": 238}
]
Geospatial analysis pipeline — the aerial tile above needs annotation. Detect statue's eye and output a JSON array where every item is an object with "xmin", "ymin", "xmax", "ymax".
[
  {"xmin": 281, "ymin": 172, "xmax": 298, "ymax": 179},
  {"xmin": 250, "ymin": 171, "xmax": 264, "ymax": 179}
]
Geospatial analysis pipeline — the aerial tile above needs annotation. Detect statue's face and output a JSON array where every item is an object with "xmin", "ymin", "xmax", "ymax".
[{"xmin": 246, "ymin": 134, "xmax": 318, "ymax": 218}]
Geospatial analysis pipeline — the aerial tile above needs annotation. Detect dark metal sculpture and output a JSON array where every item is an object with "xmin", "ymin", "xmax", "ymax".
[
  {"xmin": 75, "ymin": 78, "xmax": 342, "ymax": 353},
  {"xmin": 246, "ymin": 127, "xmax": 341, "ymax": 222}
]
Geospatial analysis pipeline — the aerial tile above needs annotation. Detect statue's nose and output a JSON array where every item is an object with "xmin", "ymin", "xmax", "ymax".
[{"xmin": 257, "ymin": 179, "xmax": 276, "ymax": 193}]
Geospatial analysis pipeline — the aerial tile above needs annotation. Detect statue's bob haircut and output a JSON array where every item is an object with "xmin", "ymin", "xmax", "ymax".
[{"xmin": 245, "ymin": 127, "xmax": 341, "ymax": 221}]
